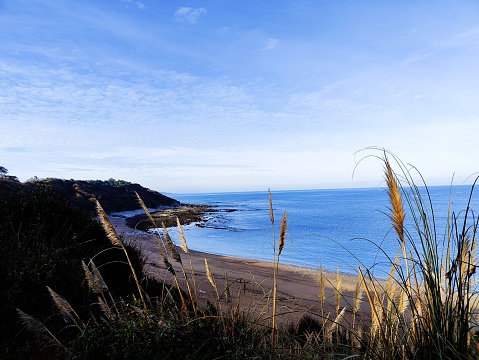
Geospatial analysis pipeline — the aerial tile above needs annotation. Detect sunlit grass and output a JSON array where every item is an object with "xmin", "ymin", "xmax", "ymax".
[{"xmin": 9, "ymin": 149, "xmax": 479, "ymax": 359}]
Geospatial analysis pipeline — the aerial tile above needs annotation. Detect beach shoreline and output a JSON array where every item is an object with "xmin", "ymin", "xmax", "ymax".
[{"xmin": 110, "ymin": 215, "xmax": 367, "ymax": 324}]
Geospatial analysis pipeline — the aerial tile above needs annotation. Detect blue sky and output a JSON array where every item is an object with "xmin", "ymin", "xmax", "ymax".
[{"xmin": 1, "ymin": 0, "xmax": 479, "ymax": 193}]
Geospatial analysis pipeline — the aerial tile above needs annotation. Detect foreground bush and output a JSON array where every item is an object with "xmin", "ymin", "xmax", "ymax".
[{"xmin": 0, "ymin": 182, "xmax": 148, "ymax": 358}]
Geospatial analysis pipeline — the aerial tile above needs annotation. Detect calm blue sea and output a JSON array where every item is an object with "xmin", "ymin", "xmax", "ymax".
[{"xmin": 167, "ymin": 186, "xmax": 477, "ymax": 277}]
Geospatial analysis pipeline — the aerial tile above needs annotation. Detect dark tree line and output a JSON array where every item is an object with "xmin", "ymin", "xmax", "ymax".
[{"xmin": 0, "ymin": 166, "xmax": 19, "ymax": 182}]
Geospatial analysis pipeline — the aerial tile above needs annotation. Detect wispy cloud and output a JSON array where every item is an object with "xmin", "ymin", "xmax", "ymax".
[
  {"xmin": 265, "ymin": 38, "xmax": 280, "ymax": 50},
  {"xmin": 433, "ymin": 26, "xmax": 479, "ymax": 49},
  {"xmin": 174, "ymin": 7, "xmax": 207, "ymax": 24},
  {"xmin": 120, "ymin": 0, "xmax": 146, "ymax": 10},
  {"xmin": 403, "ymin": 26, "xmax": 479, "ymax": 64}
]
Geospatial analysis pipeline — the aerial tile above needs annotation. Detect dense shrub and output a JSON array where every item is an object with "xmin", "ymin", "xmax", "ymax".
[{"xmin": 0, "ymin": 181, "xmax": 147, "ymax": 355}]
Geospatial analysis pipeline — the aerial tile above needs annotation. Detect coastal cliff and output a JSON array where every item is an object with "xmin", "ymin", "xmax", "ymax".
[{"xmin": 0, "ymin": 177, "xmax": 180, "ymax": 214}]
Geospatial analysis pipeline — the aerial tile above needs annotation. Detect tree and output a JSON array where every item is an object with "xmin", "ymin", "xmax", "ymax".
[
  {"xmin": 0, "ymin": 166, "xmax": 19, "ymax": 182},
  {"xmin": 0, "ymin": 166, "xmax": 8, "ymax": 178}
]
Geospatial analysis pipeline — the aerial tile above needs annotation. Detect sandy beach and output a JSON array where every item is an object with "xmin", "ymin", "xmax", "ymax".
[{"xmin": 110, "ymin": 216, "xmax": 368, "ymax": 326}]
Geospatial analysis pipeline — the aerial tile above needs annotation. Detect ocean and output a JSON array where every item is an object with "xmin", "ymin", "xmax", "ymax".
[{"xmin": 167, "ymin": 185, "xmax": 477, "ymax": 278}]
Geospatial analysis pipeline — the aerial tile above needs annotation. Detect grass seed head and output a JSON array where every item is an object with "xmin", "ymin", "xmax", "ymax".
[
  {"xmin": 163, "ymin": 223, "xmax": 182, "ymax": 264},
  {"xmin": 176, "ymin": 217, "xmax": 189, "ymax": 254},
  {"xmin": 205, "ymin": 258, "xmax": 217, "ymax": 289},
  {"xmin": 278, "ymin": 210, "xmax": 287, "ymax": 256},
  {"xmin": 95, "ymin": 200, "xmax": 123, "ymax": 247},
  {"xmin": 384, "ymin": 160, "xmax": 405, "ymax": 244}
]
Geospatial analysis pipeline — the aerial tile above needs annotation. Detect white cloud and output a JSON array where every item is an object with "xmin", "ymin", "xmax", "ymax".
[
  {"xmin": 120, "ymin": 0, "xmax": 146, "ymax": 10},
  {"xmin": 265, "ymin": 38, "xmax": 280, "ymax": 50},
  {"xmin": 174, "ymin": 7, "xmax": 207, "ymax": 24}
]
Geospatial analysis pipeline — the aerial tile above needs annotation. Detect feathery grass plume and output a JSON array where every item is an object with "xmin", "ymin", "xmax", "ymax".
[
  {"xmin": 318, "ymin": 267, "xmax": 326, "ymax": 309},
  {"xmin": 205, "ymin": 258, "xmax": 223, "ymax": 315},
  {"xmin": 205, "ymin": 258, "xmax": 216, "ymax": 290},
  {"xmin": 135, "ymin": 191, "xmax": 157, "ymax": 227},
  {"xmin": 90, "ymin": 259, "xmax": 108, "ymax": 292},
  {"xmin": 95, "ymin": 199, "xmax": 123, "ymax": 247},
  {"xmin": 350, "ymin": 275, "xmax": 364, "ymax": 351},
  {"xmin": 163, "ymin": 222, "xmax": 197, "ymax": 314},
  {"xmin": 16, "ymin": 308, "xmax": 67, "ymax": 351},
  {"xmin": 384, "ymin": 157, "xmax": 405, "ymax": 244},
  {"xmin": 136, "ymin": 192, "xmax": 183, "ymax": 303},
  {"xmin": 177, "ymin": 217, "xmax": 199, "ymax": 313},
  {"xmin": 328, "ymin": 306, "xmax": 346, "ymax": 343},
  {"xmin": 82, "ymin": 260, "xmax": 97, "ymax": 293},
  {"xmin": 161, "ymin": 251, "xmax": 187, "ymax": 310},
  {"xmin": 47, "ymin": 286, "xmax": 82, "ymax": 329},
  {"xmin": 97, "ymin": 296, "xmax": 115, "ymax": 320},
  {"xmin": 359, "ymin": 267, "xmax": 390, "ymax": 357},
  {"xmin": 278, "ymin": 210, "xmax": 287, "ymax": 256},
  {"xmin": 385, "ymin": 254, "xmax": 399, "ymax": 295},
  {"xmin": 82, "ymin": 260, "xmax": 120, "ymax": 318},
  {"xmin": 162, "ymin": 255, "xmax": 176, "ymax": 276},
  {"xmin": 271, "ymin": 209, "xmax": 287, "ymax": 359},
  {"xmin": 352, "ymin": 274, "xmax": 363, "ymax": 315},
  {"xmin": 82, "ymin": 260, "xmax": 108, "ymax": 294},
  {"xmin": 176, "ymin": 217, "xmax": 189, "ymax": 254},
  {"xmin": 95, "ymin": 199, "xmax": 146, "ymax": 310},
  {"xmin": 398, "ymin": 287, "xmax": 409, "ymax": 317},
  {"xmin": 268, "ymin": 188, "xmax": 274, "ymax": 226},
  {"xmin": 335, "ymin": 270, "xmax": 342, "ymax": 314},
  {"xmin": 352, "ymin": 273, "xmax": 363, "ymax": 335},
  {"xmin": 162, "ymin": 223, "xmax": 182, "ymax": 264},
  {"xmin": 135, "ymin": 192, "xmax": 176, "ymax": 278}
]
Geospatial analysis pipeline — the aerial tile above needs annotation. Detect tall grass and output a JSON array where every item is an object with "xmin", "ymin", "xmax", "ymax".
[
  {"xmin": 10, "ymin": 150, "xmax": 479, "ymax": 359},
  {"xmin": 356, "ymin": 149, "xmax": 479, "ymax": 359},
  {"xmin": 269, "ymin": 189, "xmax": 288, "ymax": 358}
]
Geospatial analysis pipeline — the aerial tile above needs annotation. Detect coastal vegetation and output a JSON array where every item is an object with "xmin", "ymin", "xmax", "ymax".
[{"xmin": 1, "ymin": 150, "xmax": 478, "ymax": 359}]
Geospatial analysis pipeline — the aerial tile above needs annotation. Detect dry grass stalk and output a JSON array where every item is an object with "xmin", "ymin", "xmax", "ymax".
[
  {"xmin": 398, "ymin": 287, "xmax": 409, "ymax": 317},
  {"xmin": 353, "ymin": 274, "xmax": 363, "ymax": 315},
  {"xmin": 47, "ymin": 286, "xmax": 82, "ymax": 329},
  {"xmin": 82, "ymin": 260, "xmax": 98, "ymax": 293},
  {"xmin": 205, "ymin": 258, "xmax": 217, "ymax": 290},
  {"xmin": 95, "ymin": 200, "xmax": 122, "ymax": 247},
  {"xmin": 359, "ymin": 268, "xmax": 389, "ymax": 355},
  {"xmin": 162, "ymin": 222, "xmax": 197, "ymax": 314},
  {"xmin": 352, "ymin": 274, "xmax": 363, "ymax": 334},
  {"xmin": 278, "ymin": 210, "xmax": 287, "ymax": 256},
  {"xmin": 83, "ymin": 259, "xmax": 120, "ymax": 318},
  {"xmin": 82, "ymin": 260, "xmax": 108, "ymax": 294},
  {"xmin": 318, "ymin": 267, "xmax": 326, "ymax": 310},
  {"xmin": 271, "ymin": 210, "xmax": 287, "ymax": 358},
  {"xmin": 96, "ymin": 199, "xmax": 146, "ymax": 310},
  {"xmin": 335, "ymin": 270, "xmax": 342, "ymax": 314},
  {"xmin": 90, "ymin": 260, "xmax": 108, "ymax": 292},
  {"xmin": 177, "ymin": 217, "xmax": 199, "ymax": 311},
  {"xmin": 318, "ymin": 267, "xmax": 326, "ymax": 308},
  {"xmin": 134, "ymin": 191, "xmax": 157, "ymax": 227},
  {"xmin": 268, "ymin": 189, "xmax": 274, "ymax": 226},
  {"xmin": 162, "ymin": 223, "xmax": 182, "ymax": 264},
  {"xmin": 205, "ymin": 258, "xmax": 223, "ymax": 315},
  {"xmin": 328, "ymin": 306, "xmax": 346, "ymax": 342},
  {"xmin": 97, "ymin": 296, "xmax": 115, "ymax": 320},
  {"xmin": 176, "ymin": 217, "xmax": 189, "ymax": 254},
  {"xmin": 16, "ymin": 308, "xmax": 67, "ymax": 351}
]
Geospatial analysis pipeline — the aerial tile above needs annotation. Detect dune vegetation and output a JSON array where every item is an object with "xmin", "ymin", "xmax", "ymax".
[{"xmin": 1, "ymin": 151, "xmax": 478, "ymax": 359}]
